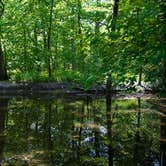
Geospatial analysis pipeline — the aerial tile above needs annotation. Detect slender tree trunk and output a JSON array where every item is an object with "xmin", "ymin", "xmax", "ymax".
[
  {"xmin": 34, "ymin": 24, "xmax": 40, "ymax": 71},
  {"xmin": 70, "ymin": 5, "xmax": 76, "ymax": 71},
  {"xmin": 105, "ymin": 1, "xmax": 119, "ymax": 163},
  {"xmin": 136, "ymin": 7, "xmax": 143, "ymax": 87},
  {"xmin": 111, "ymin": 0, "xmax": 119, "ymax": 31},
  {"xmin": 43, "ymin": 30, "xmax": 48, "ymax": 73},
  {"xmin": 77, "ymin": 0, "xmax": 84, "ymax": 72},
  {"xmin": 77, "ymin": 0, "xmax": 81, "ymax": 36},
  {"xmin": 71, "ymin": 38, "xmax": 76, "ymax": 71},
  {"xmin": 164, "ymin": 61, "xmax": 166, "ymax": 88},
  {"xmin": 106, "ymin": 0, "xmax": 119, "ymax": 99},
  {"xmin": 91, "ymin": 0, "xmax": 100, "ymax": 72},
  {"xmin": 43, "ymin": 30, "xmax": 47, "ymax": 50},
  {"xmin": 47, "ymin": 0, "xmax": 54, "ymax": 78},
  {"xmin": 138, "ymin": 67, "xmax": 142, "ymax": 86},
  {"xmin": 0, "ymin": 1, "xmax": 8, "ymax": 80},
  {"xmin": 0, "ymin": 40, "xmax": 8, "ymax": 80},
  {"xmin": 95, "ymin": 0, "xmax": 100, "ymax": 33},
  {"xmin": 52, "ymin": 32, "xmax": 58, "ymax": 70},
  {"xmin": 159, "ymin": 0, "xmax": 166, "ymax": 90},
  {"xmin": 23, "ymin": 26, "xmax": 27, "ymax": 71}
]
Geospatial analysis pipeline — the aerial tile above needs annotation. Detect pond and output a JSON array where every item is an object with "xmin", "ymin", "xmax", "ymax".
[{"xmin": 0, "ymin": 95, "xmax": 165, "ymax": 166}]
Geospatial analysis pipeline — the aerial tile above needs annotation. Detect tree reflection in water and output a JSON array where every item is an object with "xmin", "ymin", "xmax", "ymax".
[
  {"xmin": 160, "ymin": 99, "xmax": 166, "ymax": 166},
  {"xmin": 0, "ymin": 99, "xmax": 8, "ymax": 162},
  {"xmin": 0, "ymin": 96, "xmax": 164, "ymax": 165},
  {"xmin": 106, "ymin": 91, "xmax": 113, "ymax": 165},
  {"xmin": 133, "ymin": 97, "xmax": 141, "ymax": 164}
]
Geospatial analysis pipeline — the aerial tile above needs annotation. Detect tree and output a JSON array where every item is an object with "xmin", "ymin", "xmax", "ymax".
[
  {"xmin": 159, "ymin": 0, "xmax": 166, "ymax": 90},
  {"xmin": 0, "ymin": 0, "xmax": 165, "ymax": 91},
  {"xmin": 0, "ymin": 0, "xmax": 8, "ymax": 80}
]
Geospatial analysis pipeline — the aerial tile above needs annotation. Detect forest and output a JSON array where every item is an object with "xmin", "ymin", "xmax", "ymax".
[
  {"xmin": 0, "ymin": 0, "xmax": 165, "ymax": 91},
  {"xmin": 0, "ymin": 1, "xmax": 166, "ymax": 166}
]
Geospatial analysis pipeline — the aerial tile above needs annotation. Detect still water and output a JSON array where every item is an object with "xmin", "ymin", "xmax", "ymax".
[{"xmin": 0, "ymin": 96, "xmax": 165, "ymax": 166}]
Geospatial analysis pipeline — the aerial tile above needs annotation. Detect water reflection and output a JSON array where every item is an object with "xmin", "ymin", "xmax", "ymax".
[
  {"xmin": 133, "ymin": 97, "xmax": 141, "ymax": 164},
  {"xmin": 0, "ymin": 99, "xmax": 8, "ymax": 161},
  {"xmin": 106, "ymin": 88, "xmax": 113, "ymax": 166},
  {"xmin": 0, "ymin": 96, "xmax": 165, "ymax": 165},
  {"xmin": 160, "ymin": 99, "xmax": 166, "ymax": 166}
]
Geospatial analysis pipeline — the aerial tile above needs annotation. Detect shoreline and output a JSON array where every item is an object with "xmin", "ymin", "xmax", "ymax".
[{"xmin": 0, "ymin": 81, "xmax": 160, "ymax": 99}]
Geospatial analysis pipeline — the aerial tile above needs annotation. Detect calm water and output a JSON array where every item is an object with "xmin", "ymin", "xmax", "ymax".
[{"xmin": 0, "ymin": 96, "xmax": 165, "ymax": 166}]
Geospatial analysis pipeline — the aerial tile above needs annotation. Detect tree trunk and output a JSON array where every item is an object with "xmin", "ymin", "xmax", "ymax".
[
  {"xmin": 34, "ymin": 25, "xmax": 40, "ymax": 71},
  {"xmin": 23, "ymin": 26, "xmax": 27, "ymax": 71},
  {"xmin": 43, "ymin": 30, "xmax": 48, "ymax": 73},
  {"xmin": 159, "ymin": 0, "xmax": 166, "ymax": 90},
  {"xmin": 138, "ymin": 67, "xmax": 142, "ymax": 86},
  {"xmin": 77, "ymin": 0, "xmax": 84, "ymax": 72},
  {"xmin": 47, "ymin": 0, "xmax": 54, "ymax": 78},
  {"xmin": 111, "ymin": 0, "xmax": 119, "ymax": 31},
  {"xmin": 105, "ymin": 1, "xmax": 120, "ymax": 163},
  {"xmin": 164, "ymin": 61, "xmax": 166, "ymax": 88},
  {"xmin": 0, "ymin": 1, "xmax": 8, "ymax": 80},
  {"xmin": 70, "ymin": 5, "xmax": 76, "ymax": 71},
  {"xmin": 0, "ymin": 40, "xmax": 8, "ymax": 80},
  {"xmin": 106, "ymin": 0, "xmax": 119, "ymax": 93},
  {"xmin": 77, "ymin": 0, "xmax": 81, "ymax": 36},
  {"xmin": 71, "ymin": 38, "xmax": 76, "ymax": 71}
]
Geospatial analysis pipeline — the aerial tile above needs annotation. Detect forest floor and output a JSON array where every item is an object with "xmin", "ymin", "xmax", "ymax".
[{"xmin": 0, "ymin": 81, "xmax": 155, "ymax": 99}]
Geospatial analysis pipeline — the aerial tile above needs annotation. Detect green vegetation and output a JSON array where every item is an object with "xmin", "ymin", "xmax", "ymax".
[{"xmin": 0, "ymin": 0, "xmax": 166, "ymax": 90}]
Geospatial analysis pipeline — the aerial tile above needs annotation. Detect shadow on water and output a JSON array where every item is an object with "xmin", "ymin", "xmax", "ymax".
[{"xmin": 0, "ymin": 95, "xmax": 165, "ymax": 166}]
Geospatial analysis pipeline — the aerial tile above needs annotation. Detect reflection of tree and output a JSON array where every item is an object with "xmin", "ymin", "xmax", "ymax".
[
  {"xmin": 93, "ymin": 107, "xmax": 100, "ymax": 157},
  {"xmin": 43, "ymin": 101, "xmax": 55, "ymax": 165},
  {"xmin": 133, "ymin": 97, "xmax": 142, "ymax": 164},
  {"xmin": 160, "ymin": 102, "xmax": 166, "ymax": 166},
  {"xmin": 106, "ymin": 76, "xmax": 113, "ymax": 166},
  {"xmin": 77, "ymin": 102, "xmax": 85, "ymax": 163},
  {"xmin": 0, "ymin": 99, "xmax": 9, "ymax": 161},
  {"xmin": 48, "ymin": 102, "xmax": 55, "ymax": 166},
  {"xmin": 135, "ymin": 97, "xmax": 141, "ymax": 142},
  {"xmin": 71, "ymin": 106, "xmax": 77, "ymax": 162}
]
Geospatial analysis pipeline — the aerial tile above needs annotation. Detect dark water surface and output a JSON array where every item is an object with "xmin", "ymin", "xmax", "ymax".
[{"xmin": 0, "ymin": 96, "xmax": 165, "ymax": 166}]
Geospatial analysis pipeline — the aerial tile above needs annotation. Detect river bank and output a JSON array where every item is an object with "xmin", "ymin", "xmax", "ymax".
[{"xmin": 0, "ymin": 81, "xmax": 156, "ymax": 100}]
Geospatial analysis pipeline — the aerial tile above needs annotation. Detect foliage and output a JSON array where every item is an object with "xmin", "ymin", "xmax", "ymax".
[{"xmin": 0, "ymin": 0, "xmax": 165, "ymax": 90}]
